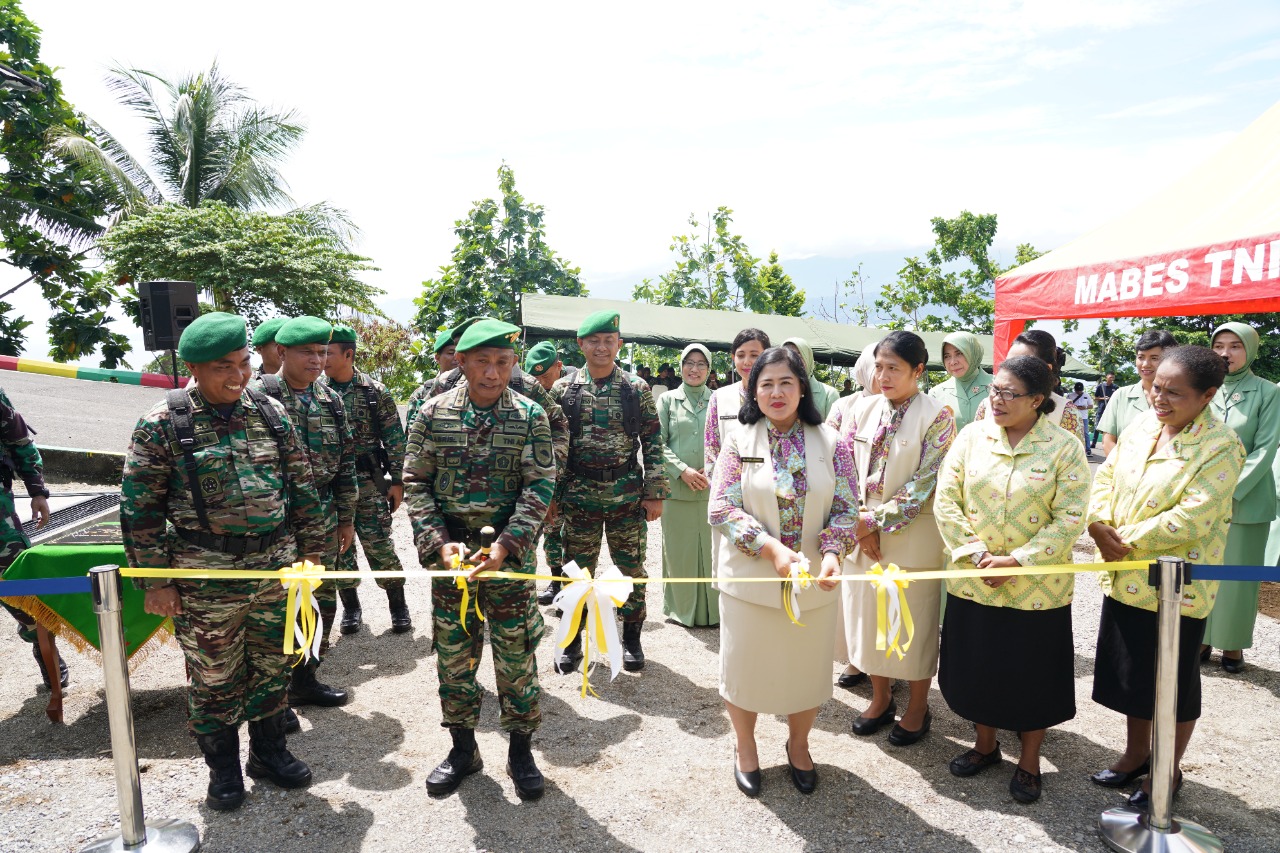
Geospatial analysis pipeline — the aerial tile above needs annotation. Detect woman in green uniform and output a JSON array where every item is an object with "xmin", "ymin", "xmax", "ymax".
[
  {"xmin": 929, "ymin": 331, "xmax": 992, "ymax": 430},
  {"xmin": 657, "ymin": 344, "xmax": 718, "ymax": 626},
  {"xmin": 1202, "ymin": 322, "xmax": 1280, "ymax": 673}
]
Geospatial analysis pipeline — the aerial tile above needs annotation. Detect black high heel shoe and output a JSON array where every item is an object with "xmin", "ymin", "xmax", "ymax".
[
  {"xmin": 1128, "ymin": 772, "xmax": 1183, "ymax": 809},
  {"xmin": 785, "ymin": 741, "xmax": 817, "ymax": 795},
  {"xmin": 1221, "ymin": 652, "xmax": 1245, "ymax": 674},
  {"xmin": 852, "ymin": 700, "xmax": 897, "ymax": 736},
  {"xmin": 1090, "ymin": 758, "xmax": 1150, "ymax": 788},
  {"xmin": 733, "ymin": 748, "xmax": 761, "ymax": 798}
]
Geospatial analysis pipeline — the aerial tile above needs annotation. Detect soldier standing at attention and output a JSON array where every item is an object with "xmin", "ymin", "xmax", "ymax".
[
  {"xmin": 524, "ymin": 342, "xmax": 569, "ymax": 605},
  {"xmin": 404, "ymin": 317, "xmax": 482, "ymax": 429},
  {"xmin": 323, "ymin": 323, "xmax": 412, "ymax": 634},
  {"xmin": 253, "ymin": 316, "xmax": 358, "ymax": 709},
  {"xmin": 403, "ymin": 319, "xmax": 556, "ymax": 801},
  {"xmin": 122, "ymin": 312, "xmax": 325, "ymax": 811},
  {"xmin": 251, "ymin": 317, "xmax": 287, "ymax": 378},
  {"xmin": 551, "ymin": 310, "xmax": 668, "ymax": 674}
]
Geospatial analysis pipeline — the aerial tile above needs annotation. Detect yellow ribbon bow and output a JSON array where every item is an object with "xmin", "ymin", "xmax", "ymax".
[
  {"xmin": 869, "ymin": 562, "xmax": 915, "ymax": 660},
  {"xmin": 552, "ymin": 561, "xmax": 633, "ymax": 697},
  {"xmin": 782, "ymin": 557, "xmax": 814, "ymax": 627},
  {"xmin": 280, "ymin": 560, "xmax": 325, "ymax": 665},
  {"xmin": 448, "ymin": 555, "xmax": 487, "ymax": 636}
]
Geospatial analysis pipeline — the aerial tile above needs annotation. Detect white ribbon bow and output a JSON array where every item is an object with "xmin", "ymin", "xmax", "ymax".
[
  {"xmin": 783, "ymin": 555, "xmax": 813, "ymax": 626},
  {"xmin": 551, "ymin": 561, "xmax": 635, "ymax": 694}
]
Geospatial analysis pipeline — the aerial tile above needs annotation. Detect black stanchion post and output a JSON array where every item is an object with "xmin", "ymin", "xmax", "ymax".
[
  {"xmin": 1099, "ymin": 556, "xmax": 1223, "ymax": 853},
  {"xmin": 81, "ymin": 564, "xmax": 201, "ymax": 853}
]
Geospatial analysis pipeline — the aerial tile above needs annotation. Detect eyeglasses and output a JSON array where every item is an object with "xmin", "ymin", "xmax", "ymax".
[
  {"xmin": 988, "ymin": 386, "xmax": 1033, "ymax": 402},
  {"xmin": 684, "ymin": 361, "xmax": 709, "ymax": 370}
]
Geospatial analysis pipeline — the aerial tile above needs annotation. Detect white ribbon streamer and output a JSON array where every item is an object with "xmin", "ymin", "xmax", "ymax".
[{"xmin": 551, "ymin": 560, "xmax": 635, "ymax": 685}]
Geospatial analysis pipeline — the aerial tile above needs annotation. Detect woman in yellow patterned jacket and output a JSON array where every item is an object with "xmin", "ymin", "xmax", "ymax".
[
  {"xmin": 1086, "ymin": 345, "xmax": 1245, "ymax": 810},
  {"xmin": 935, "ymin": 356, "xmax": 1090, "ymax": 804}
]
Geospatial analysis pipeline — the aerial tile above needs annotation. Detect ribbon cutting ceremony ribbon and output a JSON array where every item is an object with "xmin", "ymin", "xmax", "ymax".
[
  {"xmin": 551, "ymin": 561, "xmax": 634, "ymax": 698},
  {"xmin": 869, "ymin": 562, "xmax": 914, "ymax": 660},
  {"xmin": 782, "ymin": 556, "xmax": 813, "ymax": 627},
  {"xmin": 278, "ymin": 560, "xmax": 324, "ymax": 664},
  {"xmin": 448, "ymin": 554, "xmax": 487, "ymax": 636}
]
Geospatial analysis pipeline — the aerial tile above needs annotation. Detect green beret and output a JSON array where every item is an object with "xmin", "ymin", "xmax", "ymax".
[
  {"xmin": 577, "ymin": 310, "xmax": 620, "ymax": 337},
  {"xmin": 432, "ymin": 316, "xmax": 482, "ymax": 354},
  {"xmin": 329, "ymin": 323, "xmax": 358, "ymax": 345},
  {"xmin": 523, "ymin": 341, "xmax": 560, "ymax": 375},
  {"xmin": 178, "ymin": 312, "xmax": 248, "ymax": 364},
  {"xmin": 456, "ymin": 318, "xmax": 522, "ymax": 352},
  {"xmin": 252, "ymin": 316, "xmax": 287, "ymax": 347},
  {"xmin": 275, "ymin": 316, "xmax": 333, "ymax": 348}
]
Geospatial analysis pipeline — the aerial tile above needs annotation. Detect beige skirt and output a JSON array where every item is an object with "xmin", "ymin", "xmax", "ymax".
[
  {"xmin": 845, "ymin": 548, "xmax": 942, "ymax": 681},
  {"xmin": 720, "ymin": 592, "xmax": 838, "ymax": 716}
]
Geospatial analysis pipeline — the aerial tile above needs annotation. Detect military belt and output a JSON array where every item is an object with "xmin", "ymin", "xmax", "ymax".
[
  {"xmin": 174, "ymin": 523, "xmax": 287, "ymax": 557},
  {"xmin": 444, "ymin": 518, "xmax": 510, "ymax": 545},
  {"xmin": 568, "ymin": 457, "xmax": 637, "ymax": 483}
]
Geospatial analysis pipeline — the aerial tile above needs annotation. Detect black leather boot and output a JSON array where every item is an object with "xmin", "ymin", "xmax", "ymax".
[
  {"xmin": 283, "ymin": 706, "xmax": 301, "ymax": 734},
  {"xmin": 288, "ymin": 660, "xmax": 349, "ymax": 707},
  {"xmin": 425, "ymin": 727, "xmax": 483, "ymax": 796},
  {"xmin": 245, "ymin": 712, "xmax": 313, "ymax": 789},
  {"xmin": 195, "ymin": 727, "xmax": 245, "ymax": 810},
  {"xmin": 622, "ymin": 621, "xmax": 645, "ymax": 672},
  {"xmin": 31, "ymin": 641, "xmax": 69, "ymax": 689},
  {"xmin": 554, "ymin": 627, "xmax": 584, "ymax": 674},
  {"xmin": 386, "ymin": 583, "xmax": 412, "ymax": 634},
  {"xmin": 339, "ymin": 587, "xmax": 363, "ymax": 634},
  {"xmin": 507, "ymin": 731, "xmax": 545, "ymax": 800},
  {"xmin": 536, "ymin": 581, "xmax": 561, "ymax": 607}
]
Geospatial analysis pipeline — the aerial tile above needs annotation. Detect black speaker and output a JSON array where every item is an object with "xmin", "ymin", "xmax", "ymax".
[{"xmin": 139, "ymin": 281, "xmax": 199, "ymax": 351}]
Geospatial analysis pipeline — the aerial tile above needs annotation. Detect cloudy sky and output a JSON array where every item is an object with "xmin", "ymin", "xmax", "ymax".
[{"xmin": 14, "ymin": 0, "xmax": 1280, "ymax": 361}]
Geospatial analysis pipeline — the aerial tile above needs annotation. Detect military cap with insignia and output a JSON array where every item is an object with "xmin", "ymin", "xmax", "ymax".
[
  {"xmin": 178, "ymin": 312, "xmax": 248, "ymax": 364},
  {"xmin": 432, "ymin": 316, "xmax": 483, "ymax": 354},
  {"xmin": 275, "ymin": 316, "xmax": 333, "ymax": 347},
  {"xmin": 577, "ymin": 310, "xmax": 621, "ymax": 337},
  {"xmin": 456, "ymin": 318, "xmax": 522, "ymax": 352},
  {"xmin": 252, "ymin": 316, "xmax": 288, "ymax": 347},
  {"xmin": 329, "ymin": 323, "xmax": 358, "ymax": 345},
  {"xmin": 523, "ymin": 341, "xmax": 560, "ymax": 375}
]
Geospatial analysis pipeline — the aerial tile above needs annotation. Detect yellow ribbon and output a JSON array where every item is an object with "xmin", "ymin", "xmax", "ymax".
[
  {"xmin": 782, "ymin": 560, "xmax": 814, "ymax": 627},
  {"xmin": 278, "ymin": 560, "xmax": 324, "ymax": 664},
  {"xmin": 556, "ymin": 567, "xmax": 600, "ymax": 697},
  {"xmin": 448, "ymin": 555, "xmax": 487, "ymax": 636},
  {"xmin": 869, "ymin": 562, "xmax": 915, "ymax": 659}
]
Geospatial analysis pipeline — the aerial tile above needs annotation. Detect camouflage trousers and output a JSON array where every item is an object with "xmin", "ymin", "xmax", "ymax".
[
  {"xmin": 309, "ymin": 495, "xmax": 341, "ymax": 656},
  {"xmin": 0, "ymin": 489, "xmax": 36, "ymax": 640},
  {"xmin": 541, "ymin": 520, "xmax": 565, "ymax": 576},
  {"xmin": 335, "ymin": 474, "xmax": 405, "ymax": 591},
  {"xmin": 432, "ymin": 576, "xmax": 543, "ymax": 733},
  {"xmin": 171, "ymin": 577, "xmax": 290, "ymax": 735},
  {"xmin": 561, "ymin": 499, "xmax": 648, "ymax": 622}
]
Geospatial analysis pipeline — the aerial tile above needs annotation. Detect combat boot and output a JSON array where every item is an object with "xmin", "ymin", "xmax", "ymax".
[
  {"xmin": 386, "ymin": 583, "xmax": 412, "ymax": 634},
  {"xmin": 283, "ymin": 706, "xmax": 301, "ymax": 734},
  {"xmin": 506, "ymin": 731, "xmax": 545, "ymax": 800},
  {"xmin": 288, "ymin": 659, "xmax": 349, "ymax": 707},
  {"xmin": 536, "ymin": 581, "xmax": 561, "ymax": 607},
  {"xmin": 339, "ymin": 587, "xmax": 363, "ymax": 634},
  {"xmin": 245, "ymin": 712, "xmax": 313, "ymax": 789},
  {"xmin": 31, "ymin": 641, "xmax": 69, "ymax": 689},
  {"xmin": 425, "ymin": 727, "xmax": 483, "ymax": 796},
  {"xmin": 622, "ymin": 621, "xmax": 645, "ymax": 672},
  {"xmin": 194, "ymin": 727, "xmax": 245, "ymax": 810},
  {"xmin": 554, "ymin": 626, "xmax": 584, "ymax": 674}
]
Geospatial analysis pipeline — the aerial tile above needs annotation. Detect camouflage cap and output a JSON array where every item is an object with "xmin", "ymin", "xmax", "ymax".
[
  {"xmin": 252, "ymin": 316, "xmax": 287, "ymax": 347},
  {"xmin": 329, "ymin": 323, "xmax": 358, "ymax": 344},
  {"xmin": 432, "ymin": 316, "xmax": 482, "ymax": 354},
  {"xmin": 523, "ymin": 341, "xmax": 560, "ymax": 375},
  {"xmin": 276, "ymin": 316, "xmax": 333, "ymax": 348},
  {"xmin": 577, "ymin": 310, "xmax": 620, "ymax": 337},
  {"xmin": 178, "ymin": 312, "xmax": 248, "ymax": 364},
  {"xmin": 456, "ymin": 318, "xmax": 522, "ymax": 352}
]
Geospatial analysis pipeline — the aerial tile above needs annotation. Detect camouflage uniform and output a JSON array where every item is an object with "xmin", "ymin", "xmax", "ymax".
[
  {"xmin": 323, "ymin": 371, "xmax": 407, "ymax": 589},
  {"xmin": 121, "ymin": 387, "xmax": 327, "ymax": 734},
  {"xmin": 0, "ymin": 390, "xmax": 51, "ymax": 643},
  {"xmin": 403, "ymin": 386, "xmax": 556, "ymax": 732},
  {"xmin": 251, "ymin": 377, "xmax": 357, "ymax": 632},
  {"xmin": 551, "ymin": 368, "xmax": 668, "ymax": 622}
]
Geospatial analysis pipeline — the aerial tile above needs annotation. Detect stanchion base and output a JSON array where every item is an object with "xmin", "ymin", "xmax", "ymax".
[
  {"xmin": 81, "ymin": 818, "xmax": 201, "ymax": 852},
  {"xmin": 1100, "ymin": 807, "xmax": 1224, "ymax": 853}
]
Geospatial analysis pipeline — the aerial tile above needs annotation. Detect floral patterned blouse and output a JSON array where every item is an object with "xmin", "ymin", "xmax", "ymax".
[
  {"xmin": 827, "ymin": 393, "xmax": 955, "ymax": 534},
  {"xmin": 935, "ymin": 416, "xmax": 1091, "ymax": 610},
  {"xmin": 708, "ymin": 421, "xmax": 860, "ymax": 559},
  {"xmin": 703, "ymin": 383, "xmax": 746, "ymax": 470},
  {"xmin": 1088, "ymin": 407, "xmax": 1245, "ymax": 618}
]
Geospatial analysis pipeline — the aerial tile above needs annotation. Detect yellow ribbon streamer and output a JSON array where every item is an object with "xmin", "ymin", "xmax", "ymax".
[
  {"xmin": 869, "ymin": 562, "xmax": 915, "ymax": 660},
  {"xmin": 782, "ymin": 559, "xmax": 814, "ymax": 627},
  {"xmin": 278, "ymin": 560, "xmax": 324, "ymax": 664},
  {"xmin": 448, "ymin": 555, "xmax": 487, "ymax": 636}
]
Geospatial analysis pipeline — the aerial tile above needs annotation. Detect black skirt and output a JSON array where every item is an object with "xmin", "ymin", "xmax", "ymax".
[
  {"xmin": 939, "ymin": 593, "xmax": 1076, "ymax": 731},
  {"xmin": 1092, "ymin": 595, "xmax": 1206, "ymax": 722}
]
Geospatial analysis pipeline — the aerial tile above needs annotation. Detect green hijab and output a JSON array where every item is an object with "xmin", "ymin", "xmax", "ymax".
[
  {"xmin": 782, "ymin": 336, "xmax": 840, "ymax": 417},
  {"xmin": 1212, "ymin": 321, "xmax": 1259, "ymax": 384},
  {"xmin": 943, "ymin": 331, "xmax": 985, "ymax": 384},
  {"xmin": 679, "ymin": 343, "xmax": 712, "ymax": 401}
]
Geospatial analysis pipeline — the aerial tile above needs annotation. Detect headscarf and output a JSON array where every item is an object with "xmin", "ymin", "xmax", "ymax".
[
  {"xmin": 782, "ymin": 336, "xmax": 839, "ymax": 417},
  {"xmin": 943, "ymin": 331, "xmax": 985, "ymax": 384},
  {"xmin": 1212, "ymin": 321, "xmax": 1259, "ymax": 384},
  {"xmin": 679, "ymin": 343, "xmax": 712, "ymax": 401},
  {"xmin": 852, "ymin": 347, "xmax": 877, "ymax": 396}
]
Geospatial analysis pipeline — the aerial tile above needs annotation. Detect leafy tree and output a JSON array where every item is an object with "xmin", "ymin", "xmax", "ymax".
[
  {"xmin": 98, "ymin": 202, "xmax": 380, "ymax": 324},
  {"xmin": 413, "ymin": 164, "xmax": 587, "ymax": 355},
  {"xmin": 634, "ymin": 208, "xmax": 804, "ymax": 316},
  {"xmin": 348, "ymin": 316, "xmax": 420, "ymax": 401},
  {"xmin": 1083, "ymin": 319, "xmax": 1139, "ymax": 383},
  {"xmin": 1140, "ymin": 313, "xmax": 1280, "ymax": 382},
  {"xmin": 814, "ymin": 263, "xmax": 872, "ymax": 327}
]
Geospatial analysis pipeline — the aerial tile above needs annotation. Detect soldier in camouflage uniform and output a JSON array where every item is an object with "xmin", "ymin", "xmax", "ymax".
[
  {"xmin": 0, "ymin": 388, "xmax": 62, "ymax": 688},
  {"xmin": 251, "ymin": 316, "xmax": 286, "ymax": 379},
  {"xmin": 403, "ymin": 317, "xmax": 478, "ymax": 429},
  {"xmin": 523, "ymin": 342, "xmax": 570, "ymax": 605},
  {"xmin": 550, "ymin": 310, "xmax": 668, "ymax": 674},
  {"xmin": 323, "ymin": 323, "xmax": 412, "ymax": 634},
  {"xmin": 252, "ymin": 316, "xmax": 358, "ymax": 709},
  {"xmin": 403, "ymin": 319, "xmax": 556, "ymax": 802},
  {"xmin": 122, "ymin": 312, "xmax": 324, "ymax": 811}
]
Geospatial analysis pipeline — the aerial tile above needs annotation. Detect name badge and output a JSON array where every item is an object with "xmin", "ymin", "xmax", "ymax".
[
  {"xmin": 719, "ymin": 414, "xmax": 737, "ymax": 420},
  {"xmin": 740, "ymin": 456, "xmax": 764, "ymax": 464}
]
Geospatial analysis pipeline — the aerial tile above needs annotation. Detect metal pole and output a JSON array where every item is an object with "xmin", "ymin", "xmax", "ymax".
[
  {"xmin": 1099, "ymin": 556, "xmax": 1224, "ymax": 853},
  {"xmin": 82, "ymin": 564, "xmax": 200, "ymax": 853}
]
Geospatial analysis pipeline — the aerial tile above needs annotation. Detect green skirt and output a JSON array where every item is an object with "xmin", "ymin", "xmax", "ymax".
[
  {"xmin": 659, "ymin": 497, "xmax": 717, "ymax": 627},
  {"xmin": 1204, "ymin": 521, "xmax": 1265, "ymax": 650}
]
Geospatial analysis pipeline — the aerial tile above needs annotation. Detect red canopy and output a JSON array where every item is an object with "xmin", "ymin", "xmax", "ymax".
[{"xmin": 994, "ymin": 100, "xmax": 1280, "ymax": 361}]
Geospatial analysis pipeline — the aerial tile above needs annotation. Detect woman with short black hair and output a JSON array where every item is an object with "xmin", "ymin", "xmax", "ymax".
[
  {"xmin": 710, "ymin": 347, "xmax": 858, "ymax": 797},
  {"xmin": 705, "ymin": 328, "xmax": 771, "ymax": 475},
  {"xmin": 1097, "ymin": 329, "xmax": 1179, "ymax": 456}
]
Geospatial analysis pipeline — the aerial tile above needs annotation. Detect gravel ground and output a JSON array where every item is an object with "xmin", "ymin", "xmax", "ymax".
[{"xmin": 2, "ymin": 488, "xmax": 1278, "ymax": 852}]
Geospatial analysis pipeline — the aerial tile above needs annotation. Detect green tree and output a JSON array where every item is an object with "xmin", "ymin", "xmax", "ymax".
[
  {"xmin": 756, "ymin": 251, "xmax": 806, "ymax": 316},
  {"xmin": 348, "ymin": 316, "xmax": 420, "ymax": 401},
  {"xmin": 413, "ymin": 164, "xmax": 586, "ymax": 355},
  {"xmin": 1083, "ymin": 319, "xmax": 1139, "ymax": 383},
  {"xmin": 98, "ymin": 202, "xmax": 380, "ymax": 324}
]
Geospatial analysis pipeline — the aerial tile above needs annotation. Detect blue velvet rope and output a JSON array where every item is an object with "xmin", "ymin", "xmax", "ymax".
[
  {"xmin": 1191, "ymin": 564, "xmax": 1280, "ymax": 582},
  {"xmin": 0, "ymin": 576, "xmax": 93, "ymax": 597}
]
